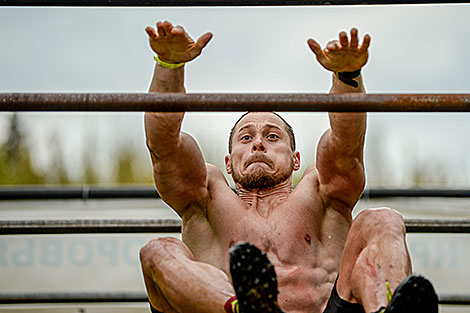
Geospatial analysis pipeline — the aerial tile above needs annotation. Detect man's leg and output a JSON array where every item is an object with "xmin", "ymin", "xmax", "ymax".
[
  {"xmin": 335, "ymin": 208, "xmax": 415, "ymax": 312},
  {"xmin": 140, "ymin": 237, "xmax": 236, "ymax": 313}
]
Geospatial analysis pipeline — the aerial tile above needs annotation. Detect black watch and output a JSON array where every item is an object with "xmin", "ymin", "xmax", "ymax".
[{"xmin": 336, "ymin": 69, "xmax": 361, "ymax": 88}]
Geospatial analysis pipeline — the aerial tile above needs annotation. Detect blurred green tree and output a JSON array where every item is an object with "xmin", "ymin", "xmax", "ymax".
[{"xmin": 0, "ymin": 114, "xmax": 45, "ymax": 185}]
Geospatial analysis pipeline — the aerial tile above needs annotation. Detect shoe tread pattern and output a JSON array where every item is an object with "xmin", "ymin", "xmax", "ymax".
[
  {"xmin": 386, "ymin": 274, "xmax": 438, "ymax": 313},
  {"xmin": 229, "ymin": 242, "xmax": 284, "ymax": 313}
]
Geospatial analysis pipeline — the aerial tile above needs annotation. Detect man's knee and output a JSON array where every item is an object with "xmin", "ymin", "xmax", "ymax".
[
  {"xmin": 140, "ymin": 237, "xmax": 182, "ymax": 267},
  {"xmin": 351, "ymin": 208, "xmax": 406, "ymax": 238}
]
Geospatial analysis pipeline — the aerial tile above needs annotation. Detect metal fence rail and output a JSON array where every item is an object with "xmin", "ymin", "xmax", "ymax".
[
  {"xmin": 363, "ymin": 188, "xmax": 470, "ymax": 198},
  {"xmin": 0, "ymin": 219, "xmax": 182, "ymax": 235},
  {"xmin": 0, "ymin": 292, "xmax": 146, "ymax": 304},
  {"xmin": 2, "ymin": 187, "xmax": 470, "ymax": 200},
  {"xmin": 0, "ymin": 292, "xmax": 468, "ymax": 305},
  {"xmin": 1, "ymin": 93, "xmax": 470, "ymax": 112},
  {"xmin": 1, "ymin": 218, "xmax": 469, "ymax": 234},
  {"xmin": 0, "ymin": 186, "xmax": 159, "ymax": 200},
  {"xmin": 1, "ymin": 0, "xmax": 469, "ymax": 6}
]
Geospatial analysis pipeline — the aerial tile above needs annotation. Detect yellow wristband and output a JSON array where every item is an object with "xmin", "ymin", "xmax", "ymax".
[{"xmin": 153, "ymin": 55, "xmax": 184, "ymax": 69}]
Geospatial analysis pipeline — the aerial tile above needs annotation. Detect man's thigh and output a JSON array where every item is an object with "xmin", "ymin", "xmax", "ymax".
[{"xmin": 150, "ymin": 301, "xmax": 163, "ymax": 313}]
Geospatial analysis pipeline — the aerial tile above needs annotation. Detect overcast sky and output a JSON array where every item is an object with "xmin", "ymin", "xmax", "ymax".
[{"xmin": 0, "ymin": 4, "xmax": 469, "ymax": 187}]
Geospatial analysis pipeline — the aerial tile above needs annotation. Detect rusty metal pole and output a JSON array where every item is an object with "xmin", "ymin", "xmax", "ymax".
[
  {"xmin": 1, "ymin": 0, "xmax": 469, "ymax": 6},
  {"xmin": 1, "ymin": 93, "xmax": 470, "ymax": 112},
  {"xmin": 0, "ymin": 291, "xmax": 468, "ymax": 304},
  {"xmin": 1, "ymin": 218, "xmax": 470, "ymax": 234}
]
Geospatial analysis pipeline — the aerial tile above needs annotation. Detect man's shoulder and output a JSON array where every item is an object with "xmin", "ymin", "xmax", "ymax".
[
  {"xmin": 206, "ymin": 163, "xmax": 226, "ymax": 181},
  {"xmin": 206, "ymin": 163, "xmax": 222, "ymax": 174},
  {"xmin": 295, "ymin": 164, "xmax": 320, "ymax": 192},
  {"xmin": 205, "ymin": 163, "xmax": 233, "ymax": 191}
]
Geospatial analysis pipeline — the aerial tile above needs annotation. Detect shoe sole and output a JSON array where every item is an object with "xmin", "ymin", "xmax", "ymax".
[
  {"xmin": 229, "ymin": 242, "xmax": 284, "ymax": 313},
  {"xmin": 387, "ymin": 274, "xmax": 438, "ymax": 313}
]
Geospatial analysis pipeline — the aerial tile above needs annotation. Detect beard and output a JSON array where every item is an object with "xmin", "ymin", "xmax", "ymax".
[{"xmin": 232, "ymin": 161, "xmax": 294, "ymax": 191}]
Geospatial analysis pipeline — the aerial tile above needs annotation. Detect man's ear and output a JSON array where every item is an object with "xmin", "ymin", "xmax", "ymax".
[
  {"xmin": 293, "ymin": 151, "xmax": 300, "ymax": 171},
  {"xmin": 225, "ymin": 155, "xmax": 232, "ymax": 174}
]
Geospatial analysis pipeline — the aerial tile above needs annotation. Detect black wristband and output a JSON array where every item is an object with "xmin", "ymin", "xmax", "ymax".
[{"xmin": 336, "ymin": 69, "xmax": 361, "ymax": 88}]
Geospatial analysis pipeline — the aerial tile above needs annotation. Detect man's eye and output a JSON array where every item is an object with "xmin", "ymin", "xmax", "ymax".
[
  {"xmin": 267, "ymin": 134, "xmax": 278, "ymax": 139},
  {"xmin": 241, "ymin": 135, "xmax": 251, "ymax": 141}
]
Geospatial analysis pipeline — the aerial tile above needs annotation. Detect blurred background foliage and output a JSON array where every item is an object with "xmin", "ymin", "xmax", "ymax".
[
  {"xmin": 0, "ymin": 112, "xmax": 461, "ymax": 188},
  {"xmin": 0, "ymin": 113, "xmax": 154, "ymax": 186}
]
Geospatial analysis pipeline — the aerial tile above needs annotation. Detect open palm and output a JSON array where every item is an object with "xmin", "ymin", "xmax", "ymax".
[
  {"xmin": 308, "ymin": 28, "xmax": 371, "ymax": 73},
  {"xmin": 145, "ymin": 21, "xmax": 213, "ymax": 64}
]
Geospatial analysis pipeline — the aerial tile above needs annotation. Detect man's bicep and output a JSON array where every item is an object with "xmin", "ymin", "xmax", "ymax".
[{"xmin": 315, "ymin": 129, "xmax": 366, "ymax": 208}]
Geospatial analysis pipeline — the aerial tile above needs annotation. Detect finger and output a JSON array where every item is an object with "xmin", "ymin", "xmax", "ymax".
[
  {"xmin": 350, "ymin": 27, "xmax": 359, "ymax": 48},
  {"xmin": 186, "ymin": 32, "xmax": 213, "ymax": 60},
  {"xmin": 196, "ymin": 32, "xmax": 213, "ymax": 49},
  {"xmin": 162, "ymin": 20, "xmax": 173, "ymax": 36},
  {"xmin": 171, "ymin": 25, "xmax": 185, "ymax": 36},
  {"xmin": 307, "ymin": 38, "xmax": 323, "ymax": 56},
  {"xmin": 326, "ymin": 40, "xmax": 340, "ymax": 51},
  {"xmin": 360, "ymin": 34, "xmax": 371, "ymax": 51},
  {"xmin": 339, "ymin": 31, "xmax": 348, "ymax": 47},
  {"xmin": 157, "ymin": 21, "xmax": 165, "ymax": 37},
  {"xmin": 307, "ymin": 38, "xmax": 327, "ymax": 63},
  {"xmin": 145, "ymin": 26, "xmax": 158, "ymax": 39}
]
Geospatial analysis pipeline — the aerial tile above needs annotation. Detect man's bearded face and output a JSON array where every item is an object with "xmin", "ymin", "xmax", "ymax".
[
  {"xmin": 226, "ymin": 112, "xmax": 300, "ymax": 191},
  {"xmin": 231, "ymin": 154, "xmax": 295, "ymax": 190}
]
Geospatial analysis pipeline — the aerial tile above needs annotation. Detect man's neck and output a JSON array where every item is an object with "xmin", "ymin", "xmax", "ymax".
[{"xmin": 235, "ymin": 179, "xmax": 293, "ymax": 217}]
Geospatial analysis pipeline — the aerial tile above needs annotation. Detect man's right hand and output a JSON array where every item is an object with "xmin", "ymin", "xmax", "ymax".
[{"xmin": 145, "ymin": 21, "xmax": 213, "ymax": 64}]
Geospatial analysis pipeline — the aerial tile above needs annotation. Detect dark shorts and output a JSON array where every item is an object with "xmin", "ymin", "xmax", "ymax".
[
  {"xmin": 148, "ymin": 280, "xmax": 365, "ymax": 313},
  {"xmin": 323, "ymin": 280, "xmax": 365, "ymax": 313}
]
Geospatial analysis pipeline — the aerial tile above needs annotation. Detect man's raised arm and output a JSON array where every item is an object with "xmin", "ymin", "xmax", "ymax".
[
  {"xmin": 144, "ymin": 21, "xmax": 212, "ymax": 216},
  {"xmin": 307, "ymin": 28, "xmax": 370, "ymax": 210}
]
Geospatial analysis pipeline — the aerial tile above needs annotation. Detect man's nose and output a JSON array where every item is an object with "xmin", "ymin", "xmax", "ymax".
[{"xmin": 251, "ymin": 138, "xmax": 266, "ymax": 152}]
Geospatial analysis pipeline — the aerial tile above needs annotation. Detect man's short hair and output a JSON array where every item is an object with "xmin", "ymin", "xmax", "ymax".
[{"xmin": 228, "ymin": 112, "xmax": 296, "ymax": 154}]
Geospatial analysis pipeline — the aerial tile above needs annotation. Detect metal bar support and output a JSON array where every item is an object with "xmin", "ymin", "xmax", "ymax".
[
  {"xmin": 0, "ymin": 292, "xmax": 468, "ymax": 305},
  {"xmin": 0, "ymin": 219, "xmax": 182, "ymax": 235},
  {"xmin": 362, "ymin": 188, "xmax": 470, "ymax": 198},
  {"xmin": 2, "ymin": 187, "xmax": 470, "ymax": 200},
  {"xmin": 0, "ymin": 186, "xmax": 159, "ymax": 200},
  {"xmin": 1, "ymin": 93, "xmax": 470, "ymax": 112},
  {"xmin": 0, "ymin": 292, "xmax": 146, "ymax": 304},
  {"xmin": 1, "ymin": 219, "xmax": 469, "ymax": 234},
  {"xmin": 1, "ymin": 0, "xmax": 470, "ymax": 6}
]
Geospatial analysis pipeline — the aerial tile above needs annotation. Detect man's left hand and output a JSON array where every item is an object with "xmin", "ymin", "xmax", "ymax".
[{"xmin": 307, "ymin": 28, "xmax": 371, "ymax": 73}]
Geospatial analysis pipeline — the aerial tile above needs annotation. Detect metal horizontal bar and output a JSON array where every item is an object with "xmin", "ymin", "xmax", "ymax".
[
  {"xmin": 363, "ymin": 188, "xmax": 470, "ymax": 198},
  {"xmin": 1, "ymin": 0, "xmax": 469, "ymax": 6},
  {"xmin": 0, "ymin": 218, "xmax": 469, "ymax": 234},
  {"xmin": 405, "ymin": 219, "xmax": 470, "ymax": 233},
  {"xmin": 1, "ymin": 187, "xmax": 470, "ymax": 200},
  {"xmin": 1, "ymin": 93, "xmax": 470, "ymax": 112},
  {"xmin": 0, "ymin": 292, "xmax": 147, "ymax": 304},
  {"xmin": 0, "ymin": 186, "xmax": 159, "ymax": 200},
  {"xmin": 439, "ymin": 294, "xmax": 470, "ymax": 305},
  {"xmin": 0, "ymin": 219, "xmax": 182, "ymax": 235},
  {"xmin": 0, "ymin": 292, "xmax": 468, "ymax": 305}
]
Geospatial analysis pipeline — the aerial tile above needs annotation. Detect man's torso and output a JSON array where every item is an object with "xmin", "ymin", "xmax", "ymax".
[{"xmin": 180, "ymin": 165, "xmax": 353, "ymax": 313}]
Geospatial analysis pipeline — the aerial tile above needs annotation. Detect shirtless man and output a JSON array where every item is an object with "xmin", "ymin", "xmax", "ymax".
[{"xmin": 140, "ymin": 21, "xmax": 438, "ymax": 313}]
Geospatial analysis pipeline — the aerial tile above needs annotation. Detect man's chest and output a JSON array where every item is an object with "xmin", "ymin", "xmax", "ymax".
[{"xmin": 209, "ymin": 200, "xmax": 325, "ymax": 265}]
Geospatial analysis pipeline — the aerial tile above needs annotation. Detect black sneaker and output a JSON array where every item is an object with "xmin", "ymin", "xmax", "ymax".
[
  {"xmin": 229, "ymin": 242, "xmax": 285, "ymax": 313},
  {"xmin": 374, "ymin": 274, "xmax": 438, "ymax": 313}
]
